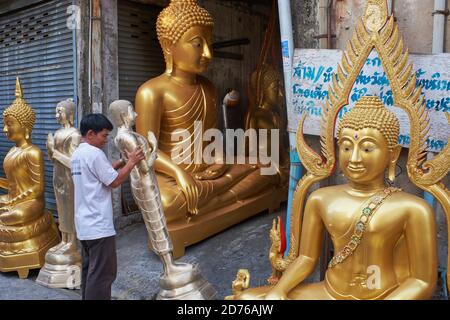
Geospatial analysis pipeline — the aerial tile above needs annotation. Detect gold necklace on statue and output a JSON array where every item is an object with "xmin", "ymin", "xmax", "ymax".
[{"xmin": 328, "ymin": 186, "xmax": 402, "ymax": 268}]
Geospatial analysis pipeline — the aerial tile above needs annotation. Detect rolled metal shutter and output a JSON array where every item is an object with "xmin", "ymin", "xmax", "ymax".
[
  {"xmin": 0, "ymin": 0, "xmax": 76, "ymax": 214},
  {"xmin": 118, "ymin": 0, "xmax": 164, "ymax": 214}
]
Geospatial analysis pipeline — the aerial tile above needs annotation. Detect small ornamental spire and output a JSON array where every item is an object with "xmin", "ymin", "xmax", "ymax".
[
  {"xmin": 363, "ymin": 0, "xmax": 389, "ymax": 32},
  {"xmin": 15, "ymin": 77, "xmax": 23, "ymax": 99}
]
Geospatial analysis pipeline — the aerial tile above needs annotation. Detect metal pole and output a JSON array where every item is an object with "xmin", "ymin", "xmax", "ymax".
[{"xmin": 277, "ymin": 0, "xmax": 302, "ymax": 255}]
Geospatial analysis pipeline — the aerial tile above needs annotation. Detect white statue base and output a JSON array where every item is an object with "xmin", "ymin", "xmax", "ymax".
[
  {"xmin": 157, "ymin": 264, "xmax": 217, "ymax": 300},
  {"xmin": 36, "ymin": 263, "xmax": 81, "ymax": 289}
]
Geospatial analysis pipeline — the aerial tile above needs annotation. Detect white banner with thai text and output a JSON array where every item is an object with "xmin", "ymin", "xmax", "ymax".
[{"xmin": 289, "ymin": 49, "xmax": 450, "ymax": 152}]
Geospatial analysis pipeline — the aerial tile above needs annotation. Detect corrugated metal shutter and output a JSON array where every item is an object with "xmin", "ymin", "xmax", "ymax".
[
  {"xmin": 118, "ymin": 0, "xmax": 164, "ymax": 214},
  {"xmin": 0, "ymin": 0, "xmax": 76, "ymax": 214}
]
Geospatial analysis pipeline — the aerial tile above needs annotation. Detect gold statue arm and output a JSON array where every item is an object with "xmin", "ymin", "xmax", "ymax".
[
  {"xmin": 385, "ymin": 203, "xmax": 438, "ymax": 300},
  {"xmin": 5, "ymin": 149, "xmax": 44, "ymax": 206},
  {"xmin": 0, "ymin": 178, "xmax": 8, "ymax": 190},
  {"xmin": 51, "ymin": 150, "xmax": 72, "ymax": 169},
  {"xmin": 135, "ymin": 85, "xmax": 183, "ymax": 178},
  {"xmin": 47, "ymin": 131, "xmax": 81, "ymax": 169},
  {"xmin": 266, "ymin": 196, "xmax": 324, "ymax": 299},
  {"xmin": 116, "ymin": 135, "xmax": 149, "ymax": 175},
  {"xmin": 135, "ymin": 85, "xmax": 199, "ymax": 214}
]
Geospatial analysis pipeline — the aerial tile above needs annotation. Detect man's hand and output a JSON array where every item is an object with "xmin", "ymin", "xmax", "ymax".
[{"xmin": 125, "ymin": 146, "xmax": 145, "ymax": 166}]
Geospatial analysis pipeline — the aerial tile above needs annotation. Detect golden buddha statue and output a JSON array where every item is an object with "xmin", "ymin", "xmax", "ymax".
[
  {"xmin": 0, "ymin": 78, "xmax": 60, "ymax": 279},
  {"xmin": 36, "ymin": 99, "xmax": 81, "ymax": 289},
  {"xmin": 229, "ymin": 0, "xmax": 450, "ymax": 300},
  {"xmin": 245, "ymin": 63, "xmax": 289, "ymax": 181},
  {"xmin": 135, "ymin": 0, "xmax": 286, "ymax": 257}
]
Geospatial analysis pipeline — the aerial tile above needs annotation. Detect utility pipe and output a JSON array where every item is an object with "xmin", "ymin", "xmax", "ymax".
[
  {"xmin": 432, "ymin": 0, "xmax": 446, "ymax": 54},
  {"xmin": 277, "ymin": 0, "xmax": 302, "ymax": 255}
]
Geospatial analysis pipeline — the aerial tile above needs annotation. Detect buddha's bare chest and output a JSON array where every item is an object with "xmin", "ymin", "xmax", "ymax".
[{"xmin": 321, "ymin": 201, "xmax": 405, "ymax": 243}]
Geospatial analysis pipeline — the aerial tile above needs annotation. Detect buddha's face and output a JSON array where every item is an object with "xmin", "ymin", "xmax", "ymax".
[
  {"xmin": 3, "ymin": 115, "xmax": 28, "ymax": 143},
  {"xmin": 264, "ymin": 81, "xmax": 280, "ymax": 107},
  {"xmin": 170, "ymin": 25, "xmax": 213, "ymax": 74},
  {"xmin": 338, "ymin": 127, "xmax": 392, "ymax": 184},
  {"xmin": 56, "ymin": 105, "xmax": 69, "ymax": 125},
  {"xmin": 126, "ymin": 104, "xmax": 137, "ymax": 126}
]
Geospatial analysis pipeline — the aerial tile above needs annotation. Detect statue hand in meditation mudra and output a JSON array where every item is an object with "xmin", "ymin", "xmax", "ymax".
[
  {"xmin": 0, "ymin": 78, "xmax": 60, "ymax": 279},
  {"xmin": 109, "ymin": 100, "xmax": 216, "ymax": 299},
  {"xmin": 36, "ymin": 99, "xmax": 82, "ymax": 289},
  {"xmin": 135, "ymin": 0, "xmax": 285, "ymax": 257}
]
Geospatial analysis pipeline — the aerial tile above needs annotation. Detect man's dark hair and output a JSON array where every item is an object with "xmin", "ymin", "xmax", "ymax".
[{"xmin": 80, "ymin": 113, "xmax": 114, "ymax": 136}]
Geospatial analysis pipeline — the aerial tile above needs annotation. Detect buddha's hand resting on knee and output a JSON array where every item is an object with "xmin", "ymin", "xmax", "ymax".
[
  {"xmin": 194, "ymin": 163, "xmax": 228, "ymax": 180},
  {"xmin": 175, "ymin": 170, "xmax": 199, "ymax": 216}
]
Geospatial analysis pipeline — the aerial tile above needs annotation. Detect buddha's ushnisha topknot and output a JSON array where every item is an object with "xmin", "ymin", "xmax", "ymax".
[{"xmin": 3, "ymin": 77, "xmax": 36, "ymax": 133}]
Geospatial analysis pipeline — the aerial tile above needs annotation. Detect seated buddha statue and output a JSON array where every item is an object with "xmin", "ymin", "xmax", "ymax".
[
  {"xmin": 245, "ymin": 63, "xmax": 289, "ymax": 182},
  {"xmin": 234, "ymin": 96, "xmax": 438, "ymax": 300},
  {"xmin": 135, "ymin": 0, "xmax": 285, "ymax": 256},
  {"xmin": 0, "ymin": 78, "xmax": 60, "ymax": 279},
  {"xmin": 230, "ymin": 0, "xmax": 449, "ymax": 300}
]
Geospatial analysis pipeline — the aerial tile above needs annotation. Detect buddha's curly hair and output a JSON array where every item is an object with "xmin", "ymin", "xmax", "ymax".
[
  {"xmin": 3, "ymin": 97, "xmax": 36, "ymax": 133},
  {"xmin": 337, "ymin": 96, "xmax": 400, "ymax": 150},
  {"xmin": 156, "ymin": 0, "xmax": 214, "ymax": 46}
]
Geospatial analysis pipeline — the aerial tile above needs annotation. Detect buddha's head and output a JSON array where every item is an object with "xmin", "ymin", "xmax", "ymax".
[
  {"xmin": 337, "ymin": 96, "xmax": 401, "ymax": 184},
  {"xmin": 156, "ymin": 0, "xmax": 214, "ymax": 75},
  {"xmin": 251, "ymin": 64, "xmax": 282, "ymax": 110},
  {"xmin": 55, "ymin": 99, "xmax": 75, "ymax": 126},
  {"xmin": 3, "ymin": 78, "xmax": 36, "ymax": 144},
  {"xmin": 109, "ymin": 100, "xmax": 136, "ymax": 128}
]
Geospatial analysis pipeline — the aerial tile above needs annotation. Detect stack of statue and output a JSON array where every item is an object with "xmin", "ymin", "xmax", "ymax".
[
  {"xmin": 0, "ymin": 78, "xmax": 60, "ymax": 279},
  {"xmin": 229, "ymin": 0, "xmax": 449, "ymax": 300},
  {"xmin": 36, "ymin": 99, "xmax": 81, "ymax": 289},
  {"xmin": 135, "ymin": 0, "xmax": 286, "ymax": 257},
  {"xmin": 109, "ymin": 100, "xmax": 216, "ymax": 300}
]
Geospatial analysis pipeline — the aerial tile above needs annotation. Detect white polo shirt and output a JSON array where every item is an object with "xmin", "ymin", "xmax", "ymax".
[{"xmin": 71, "ymin": 142, "xmax": 118, "ymax": 240}]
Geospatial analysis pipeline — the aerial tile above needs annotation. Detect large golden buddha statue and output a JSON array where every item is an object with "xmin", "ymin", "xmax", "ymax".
[
  {"xmin": 229, "ymin": 0, "xmax": 450, "ymax": 300},
  {"xmin": 0, "ymin": 78, "xmax": 60, "ymax": 278},
  {"xmin": 135, "ymin": 0, "xmax": 286, "ymax": 257}
]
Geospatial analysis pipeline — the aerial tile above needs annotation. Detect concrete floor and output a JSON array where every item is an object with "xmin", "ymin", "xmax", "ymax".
[{"xmin": 0, "ymin": 206, "xmax": 288, "ymax": 300}]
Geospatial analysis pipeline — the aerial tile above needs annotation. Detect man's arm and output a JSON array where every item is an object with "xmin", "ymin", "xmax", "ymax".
[
  {"xmin": 109, "ymin": 147, "xmax": 145, "ymax": 189},
  {"xmin": 0, "ymin": 178, "xmax": 8, "ymax": 190}
]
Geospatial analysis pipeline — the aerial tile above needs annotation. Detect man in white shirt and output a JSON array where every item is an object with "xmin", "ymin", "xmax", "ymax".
[{"xmin": 71, "ymin": 113, "xmax": 144, "ymax": 300}]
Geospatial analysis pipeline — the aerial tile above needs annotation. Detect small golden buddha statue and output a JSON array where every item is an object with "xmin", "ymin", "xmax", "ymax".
[
  {"xmin": 135, "ymin": 0, "xmax": 286, "ymax": 257},
  {"xmin": 230, "ymin": 0, "xmax": 450, "ymax": 300},
  {"xmin": 0, "ymin": 78, "xmax": 60, "ymax": 279},
  {"xmin": 36, "ymin": 99, "xmax": 81, "ymax": 289}
]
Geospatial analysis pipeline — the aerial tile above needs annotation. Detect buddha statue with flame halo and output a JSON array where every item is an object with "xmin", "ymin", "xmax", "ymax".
[
  {"xmin": 235, "ymin": 96, "xmax": 438, "ymax": 300},
  {"xmin": 0, "ymin": 78, "xmax": 60, "ymax": 279},
  {"xmin": 229, "ymin": 0, "xmax": 450, "ymax": 300},
  {"xmin": 135, "ymin": 0, "xmax": 286, "ymax": 257}
]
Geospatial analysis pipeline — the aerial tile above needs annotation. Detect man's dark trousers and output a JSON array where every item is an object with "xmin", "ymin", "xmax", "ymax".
[{"xmin": 80, "ymin": 235, "xmax": 117, "ymax": 300}]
